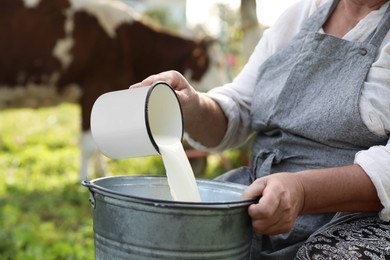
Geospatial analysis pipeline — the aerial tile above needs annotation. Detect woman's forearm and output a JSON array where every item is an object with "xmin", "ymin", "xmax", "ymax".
[
  {"xmin": 183, "ymin": 93, "xmax": 227, "ymax": 147},
  {"xmin": 297, "ymin": 164, "xmax": 382, "ymax": 214}
]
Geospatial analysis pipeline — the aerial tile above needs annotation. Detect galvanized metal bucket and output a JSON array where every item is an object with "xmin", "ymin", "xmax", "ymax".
[{"xmin": 82, "ymin": 175, "xmax": 255, "ymax": 259}]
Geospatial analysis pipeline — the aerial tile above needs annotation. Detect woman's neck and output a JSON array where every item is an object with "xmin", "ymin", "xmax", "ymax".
[
  {"xmin": 323, "ymin": 0, "xmax": 388, "ymax": 38},
  {"xmin": 343, "ymin": 0, "xmax": 387, "ymax": 17}
]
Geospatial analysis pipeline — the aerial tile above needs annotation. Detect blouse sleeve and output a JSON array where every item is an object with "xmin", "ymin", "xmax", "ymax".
[
  {"xmin": 185, "ymin": 0, "xmax": 314, "ymax": 151},
  {"xmin": 354, "ymin": 140, "xmax": 390, "ymax": 221},
  {"xmin": 355, "ymin": 28, "xmax": 390, "ymax": 221}
]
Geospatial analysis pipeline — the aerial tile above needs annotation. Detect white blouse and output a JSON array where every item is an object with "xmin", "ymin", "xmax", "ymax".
[{"xmin": 186, "ymin": 0, "xmax": 390, "ymax": 220}]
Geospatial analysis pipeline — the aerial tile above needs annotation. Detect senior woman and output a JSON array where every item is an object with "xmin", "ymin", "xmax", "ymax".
[{"xmin": 131, "ymin": 0, "xmax": 390, "ymax": 258}]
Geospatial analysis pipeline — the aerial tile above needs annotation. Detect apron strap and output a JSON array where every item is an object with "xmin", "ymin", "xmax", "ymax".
[
  {"xmin": 365, "ymin": 2, "xmax": 390, "ymax": 48},
  {"xmin": 302, "ymin": 0, "xmax": 340, "ymax": 33},
  {"xmin": 307, "ymin": 0, "xmax": 390, "ymax": 48}
]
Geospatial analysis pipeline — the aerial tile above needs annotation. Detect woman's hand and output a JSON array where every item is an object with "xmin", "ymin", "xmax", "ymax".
[
  {"xmin": 241, "ymin": 165, "xmax": 383, "ymax": 235},
  {"xmin": 130, "ymin": 70, "xmax": 227, "ymax": 147},
  {"xmin": 130, "ymin": 70, "xmax": 189, "ymax": 90},
  {"xmin": 130, "ymin": 70, "xmax": 200, "ymax": 119},
  {"xmin": 242, "ymin": 172, "xmax": 305, "ymax": 235}
]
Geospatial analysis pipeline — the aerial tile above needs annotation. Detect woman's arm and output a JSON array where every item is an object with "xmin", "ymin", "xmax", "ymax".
[
  {"xmin": 297, "ymin": 165, "xmax": 381, "ymax": 214},
  {"xmin": 182, "ymin": 91, "xmax": 227, "ymax": 147},
  {"xmin": 242, "ymin": 164, "xmax": 382, "ymax": 235}
]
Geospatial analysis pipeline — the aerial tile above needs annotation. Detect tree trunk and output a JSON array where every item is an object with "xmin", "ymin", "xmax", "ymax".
[{"xmin": 240, "ymin": 0, "xmax": 263, "ymax": 60}]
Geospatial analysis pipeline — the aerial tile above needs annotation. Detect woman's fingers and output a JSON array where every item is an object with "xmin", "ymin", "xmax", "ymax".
[
  {"xmin": 129, "ymin": 70, "xmax": 189, "ymax": 90},
  {"xmin": 243, "ymin": 173, "xmax": 305, "ymax": 235}
]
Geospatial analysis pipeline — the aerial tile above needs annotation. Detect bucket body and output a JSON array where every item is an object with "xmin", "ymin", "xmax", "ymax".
[{"xmin": 82, "ymin": 175, "xmax": 255, "ymax": 259}]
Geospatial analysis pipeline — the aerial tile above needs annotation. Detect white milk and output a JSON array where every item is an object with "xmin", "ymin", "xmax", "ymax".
[
  {"xmin": 156, "ymin": 136, "xmax": 201, "ymax": 202},
  {"xmin": 146, "ymin": 84, "xmax": 201, "ymax": 202}
]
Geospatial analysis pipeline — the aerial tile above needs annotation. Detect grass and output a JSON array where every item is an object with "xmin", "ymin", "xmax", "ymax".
[
  {"xmin": 0, "ymin": 103, "xmax": 250, "ymax": 259},
  {"xmin": 0, "ymin": 104, "xmax": 94, "ymax": 259}
]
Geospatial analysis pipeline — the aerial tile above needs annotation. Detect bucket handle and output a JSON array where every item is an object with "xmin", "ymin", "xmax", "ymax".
[
  {"xmin": 81, "ymin": 180, "xmax": 138, "ymax": 208},
  {"xmin": 81, "ymin": 179, "xmax": 133, "ymax": 200},
  {"xmin": 81, "ymin": 180, "xmax": 96, "ymax": 209}
]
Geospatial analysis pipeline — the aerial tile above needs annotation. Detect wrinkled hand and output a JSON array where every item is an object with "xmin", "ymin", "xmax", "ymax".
[
  {"xmin": 241, "ymin": 173, "xmax": 305, "ymax": 235},
  {"xmin": 130, "ymin": 70, "xmax": 199, "ymax": 112},
  {"xmin": 130, "ymin": 70, "xmax": 226, "ymax": 146}
]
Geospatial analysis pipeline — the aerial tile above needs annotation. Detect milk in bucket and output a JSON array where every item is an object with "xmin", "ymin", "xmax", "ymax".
[{"xmin": 90, "ymin": 82, "xmax": 201, "ymax": 202}]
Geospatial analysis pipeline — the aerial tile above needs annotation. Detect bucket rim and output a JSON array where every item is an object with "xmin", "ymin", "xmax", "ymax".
[{"xmin": 81, "ymin": 175, "xmax": 257, "ymax": 209}]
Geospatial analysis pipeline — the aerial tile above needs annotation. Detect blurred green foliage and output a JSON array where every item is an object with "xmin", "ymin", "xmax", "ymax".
[
  {"xmin": 143, "ymin": 8, "xmax": 181, "ymax": 32},
  {"xmin": 0, "ymin": 104, "xmax": 94, "ymax": 259}
]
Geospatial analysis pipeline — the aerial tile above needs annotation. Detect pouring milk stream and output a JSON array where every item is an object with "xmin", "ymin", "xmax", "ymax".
[
  {"xmin": 90, "ymin": 82, "xmax": 201, "ymax": 202},
  {"xmin": 156, "ymin": 139, "xmax": 201, "ymax": 202}
]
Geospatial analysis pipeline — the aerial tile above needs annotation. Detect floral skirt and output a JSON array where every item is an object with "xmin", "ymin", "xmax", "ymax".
[{"xmin": 295, "ymin": 215, "xmax": 390, "ymax": 259}]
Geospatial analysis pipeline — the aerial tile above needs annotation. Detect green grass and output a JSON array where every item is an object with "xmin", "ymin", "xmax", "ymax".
[
  {"xmin": 0, "ymin": 104, "xmax": 94, "ymax": 259},
  {"xmin": 0, "ymin": 103, "xmax": 250, "ymax": 259}
]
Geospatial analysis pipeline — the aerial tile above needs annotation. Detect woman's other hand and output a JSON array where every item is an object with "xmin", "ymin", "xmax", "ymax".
[{"xmin": 242, "ymin": 173, "xmax": 305, "ymax": 235}]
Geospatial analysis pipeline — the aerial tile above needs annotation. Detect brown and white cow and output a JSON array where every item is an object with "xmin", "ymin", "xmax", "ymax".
[{"xmin": 0, "ymin": 0, "xmax": 229, "ymax": 179}]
